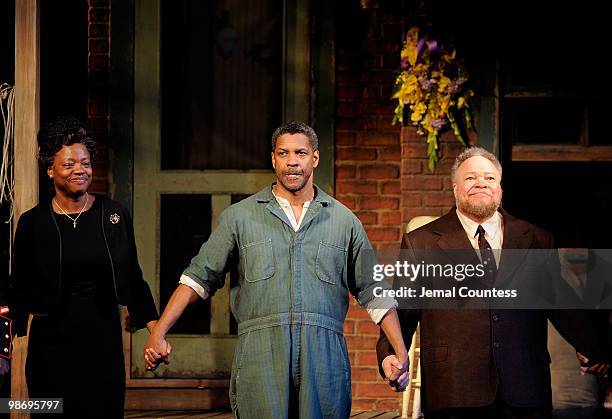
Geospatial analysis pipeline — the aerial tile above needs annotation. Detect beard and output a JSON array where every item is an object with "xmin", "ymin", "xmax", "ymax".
[
  {"xmin": 456, "ymin": 193, "xmax": 501, "ymax": 222},
  {"xmin": 277, "ymin": 171, "xmax": 308, "ymax": 193}
]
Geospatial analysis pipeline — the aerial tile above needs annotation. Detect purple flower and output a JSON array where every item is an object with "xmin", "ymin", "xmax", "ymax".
[
  {"xmin": 401, "ymin": 57, "xmax": 410, "ymax": 70},
  {"xmin": 445, "ymin": 78, "xmax": 466, "ymax": 94},
  {"xmin": 418, "ymin": 76, "xmax": 432, "ymax": 91},
  {"xmin": 430, "ymin": 118, "xmax": 446, "ymax": 131}
]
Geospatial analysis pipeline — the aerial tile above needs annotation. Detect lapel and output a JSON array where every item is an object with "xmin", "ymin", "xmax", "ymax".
[
  {"xmin": 429, "ymin": 208, "xmax": 482, "ymax": 306},
  {"xmin": 495, "ymin": 208, "xmax": 534, "ymax": 286},
  {"xmin": 434, "ymin": 207, "xmax": 535, "ymax": 287},
  {"xmin": 434, "ymin": 207, "xmax": 480, "ymax": 266}
]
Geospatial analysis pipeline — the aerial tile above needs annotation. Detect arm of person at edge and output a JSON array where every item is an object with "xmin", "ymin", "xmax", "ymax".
[
  {"xmin": 576, "ymin": 351, "xmax": 609, "ymax": 381},
  {"xmin": 379, "ymin": 308, "xmax": 410, "ymax": 392},
  {"xmin": 144, "ymin": 284, "xmax": 199, "ymax": 370},
  {"xmin": 377, "ymin": 233, "xmax": 420, "ymax": 392},
  {"xmin": 574, "ymin": 311, "xmax": 610, "ymax": 381},
  {"xmin": 544, "ymin": 239, "xmax": 610, "ymax": 381}
]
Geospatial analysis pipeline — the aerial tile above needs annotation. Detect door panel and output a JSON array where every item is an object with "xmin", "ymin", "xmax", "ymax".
[{"xmin": 132, "ymin": 0, "xmax": 309, "ymax": 379}]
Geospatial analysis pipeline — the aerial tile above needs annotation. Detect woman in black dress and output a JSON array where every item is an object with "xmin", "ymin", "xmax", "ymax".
[{"xmin": 11, "ymin": 116, "xmax": 159, "ymax": 418}]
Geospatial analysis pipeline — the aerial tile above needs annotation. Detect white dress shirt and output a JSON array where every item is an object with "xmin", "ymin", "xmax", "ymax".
[{"xmin": 456, "ymin": 208, "xmax": 504, "ymax": 267}]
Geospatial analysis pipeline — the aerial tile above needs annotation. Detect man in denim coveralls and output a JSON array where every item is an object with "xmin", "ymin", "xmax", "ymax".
[{"xmin": 145, "ymin": 121, "xmax": 408, "ymax": 418}]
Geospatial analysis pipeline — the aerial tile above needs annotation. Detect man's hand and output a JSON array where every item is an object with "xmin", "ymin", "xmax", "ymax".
[
  {"xmin": 145, "ymin": 330, "xmax": 172, "ymax": 371},
  {"xmin": 142, "ymin": 284, "xmax": 200, "ymax": 371},
  {"xmin": 146, "ymin": 320, "xmax": 158, "ymax": 333},
  {"xmin": 382, "ymin": 353, "xmax": 410, "ymax": 391},
  {"xmin": 576, "ymin": 351, "xmax": 610, "ymax": 381},
  {"xmin": 604, "ymin": 384, "xmax": 612, "ymax": 410}
]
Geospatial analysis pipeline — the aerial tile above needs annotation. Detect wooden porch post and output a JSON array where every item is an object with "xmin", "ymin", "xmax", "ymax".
[{"xmin": 12, "ymin": 0, "xmax": 40, "ymax": 416}]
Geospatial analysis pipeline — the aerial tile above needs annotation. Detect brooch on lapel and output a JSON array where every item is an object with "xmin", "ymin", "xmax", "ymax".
[{"xmin": 110, "ymin": 213, "xmax": 120, "ymax": 224}]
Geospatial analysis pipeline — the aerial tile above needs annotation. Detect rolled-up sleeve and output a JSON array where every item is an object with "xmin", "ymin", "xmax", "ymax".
[
  {"xmin": 181, "ymin": 209, "xmax": 237, "ymax": 297},
  {"xmin": 179, "ymin": 274, "xmax": 209, "ymax": 300},
  {"xmin": 348, "ymin": 217, "xmax": 398, "ymax": 317}
]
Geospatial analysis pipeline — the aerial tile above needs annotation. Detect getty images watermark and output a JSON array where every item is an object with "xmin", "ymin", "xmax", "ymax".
[{"xmin": 362, "ymin": 249, "xmax": 612, "ymax": 310}]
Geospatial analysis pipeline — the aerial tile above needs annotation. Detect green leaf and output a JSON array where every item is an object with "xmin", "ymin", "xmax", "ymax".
[
  {"xmin": 451, "ymin": 121, "xmax": 466, "ymax": 146},
  {"xmin": 426, "ymin": 132, "xmax": 439, "ymax": 172},
  {"xmin": 428, "ymin": 150, "xmax": 438, "ymax": 172},
  {"xmin": 465, "ymin": 110, "xmax": 473, "ymax": 130},
  {"xmin": 392, "ymin": 103, "xmax": 404, "ymax": 125}
]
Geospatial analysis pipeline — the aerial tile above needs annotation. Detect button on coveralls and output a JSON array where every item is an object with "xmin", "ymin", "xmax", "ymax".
[{"xmin": 182, "ymin": 185, "xmax": 381, "ymax": 418}]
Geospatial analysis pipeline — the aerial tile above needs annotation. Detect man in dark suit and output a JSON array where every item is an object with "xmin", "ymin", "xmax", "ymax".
[{"xmin": 377, "ymin": 147, "xmax": 609, "ymax": 419}]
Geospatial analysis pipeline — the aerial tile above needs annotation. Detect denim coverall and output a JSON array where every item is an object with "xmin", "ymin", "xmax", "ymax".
[{"xmin": 182, "ymin": 185, "xmax": 380, "ymax": 419}]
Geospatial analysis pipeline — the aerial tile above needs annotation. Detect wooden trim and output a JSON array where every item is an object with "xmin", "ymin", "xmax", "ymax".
[
  {"xmin": 511, "ymin": 145, "xmax": 612, "ymax": 162},
  {"xmin": 109, "ymin": 0, "xmax": 135, "ymax": 207},
  {"xmin": 310, "ymin": 0, "xmax": 335, "ymax": 194},
  {"xmin": 503, "ymin": 91, "xmax": 606, "ymax": 99},
  {"xmin": 127, "ymin": 378, "xmax": 229, "ymax": 388},
  {"xmin": 475, "ymin": 58, "xmax": 500, "ymax": 158},
  {"xmin": 13, "ymin": 0, "xmax": 39, "ymax": 222},
  {"xmin": 12, "ymin": 1, "xmax": 40, "ymax": 415},
  {"xmin": 283, "ymin": 0, "xmax": 310, "ymax": 122},
  {"xmin": 126, "ymin": 387, "xmax": 229, "ymax": 410}
]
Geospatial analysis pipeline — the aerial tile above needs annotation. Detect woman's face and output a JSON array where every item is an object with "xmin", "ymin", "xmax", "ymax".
[{"xmin": 47, "ymin": 143, "xmax": 93, "ymax": 198}]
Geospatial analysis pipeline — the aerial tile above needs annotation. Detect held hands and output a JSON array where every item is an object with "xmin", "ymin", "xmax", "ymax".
[
  {"xmin": 576, "ymin": 351, "xmax": 610, "ymax": 382},
  {"xmin": 382, "ymin": 352, "xmax": 410, "ymax": 392},
  {"xmin": 604, "ymin": 384, "xmax": 612, "ymax": 411},
  {"xmin": 576, "ymin": 352, "xmax": 612, "ymax": 412},
  {"xmin": 144, "ymin": 322, "xmax": 172, "ymax": 371}
]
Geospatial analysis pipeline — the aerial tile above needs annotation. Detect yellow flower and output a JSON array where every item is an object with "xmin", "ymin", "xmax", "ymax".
[
  {"xmin": 410, "ymin": 102, "xmax": 427, "ymax": 121},
  {"xmin": 438, "ymin": 76, "xmax": 451, "ymax": 93},
  {"xmin": 404, "ymin": 27, "xmax": 419, "ymax": 66},
  {"xmin": 391, "ymin": 26, "xmax": 474, "ymax": 172},
  {"xmin": 439, "ymin": 95, "xmax": 451, "ymax": 114}
]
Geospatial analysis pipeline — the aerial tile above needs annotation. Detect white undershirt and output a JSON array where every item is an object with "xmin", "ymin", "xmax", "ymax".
[{"xmin": 272, "ymin": 192, "xmax": 311, "ymax": 232}]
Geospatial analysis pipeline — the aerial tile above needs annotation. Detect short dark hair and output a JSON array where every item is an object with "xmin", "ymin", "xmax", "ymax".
[
  {"xmin": 271, "ymin": 121, "xmax": 318, "ymax": 151},
  {"xmin": 37, "ymin": 116, "xmax": 98, "ymax": 168},
  {"xmin": 451, "ymin": 146, "xmax": 502, "ymax": 183}
]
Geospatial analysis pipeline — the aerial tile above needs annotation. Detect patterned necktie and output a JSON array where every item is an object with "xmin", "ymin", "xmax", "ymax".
[{"xmin": 476, "ymin": 225, "xmax": 498, "ymax": 282}]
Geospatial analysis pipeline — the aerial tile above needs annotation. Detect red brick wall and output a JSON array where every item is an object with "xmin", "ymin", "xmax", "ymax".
[
  {"xmin": 335, "ymin": 7, "xmax": 465, "ymax": 411},
  {"xmin": 401, "ymin": 128, "xmax": 462, "ymax": 223},
  {"xmin": 335, "ymin": 8, "xmax": 404, "ymax": 412},
  {"xmin": 87, "ymin": 0, "xmax": 110, "ymax": 195}
]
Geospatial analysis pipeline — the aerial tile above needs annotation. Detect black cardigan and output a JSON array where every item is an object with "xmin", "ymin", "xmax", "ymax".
[{"xmin": 10, "ymin": 195, "xmax": 158, "ymax": 336}]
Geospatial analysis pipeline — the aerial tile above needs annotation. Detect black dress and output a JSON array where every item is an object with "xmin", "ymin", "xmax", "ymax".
[{"xmin": 25, "ymin": 198, "xmax": 125, "ymax": 418}]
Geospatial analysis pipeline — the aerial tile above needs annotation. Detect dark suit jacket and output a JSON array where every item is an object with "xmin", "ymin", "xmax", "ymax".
[
  {"xmin": 377, "ymin": 207, "xmax": 606, "ymax": 413},
  {"xmin": 9, "ymin": 196, "xmax": 158, "ymax": 337}
]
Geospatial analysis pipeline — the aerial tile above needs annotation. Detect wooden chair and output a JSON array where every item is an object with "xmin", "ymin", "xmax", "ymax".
[{"xmin": 401, "ymin": 216, "xmax": 438, "ymax": 419}]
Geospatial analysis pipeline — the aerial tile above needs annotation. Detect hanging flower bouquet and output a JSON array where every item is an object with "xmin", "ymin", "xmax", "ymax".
[{"xmin": 392, "ymin": 26, "xmax": 475, "ymax": 171}]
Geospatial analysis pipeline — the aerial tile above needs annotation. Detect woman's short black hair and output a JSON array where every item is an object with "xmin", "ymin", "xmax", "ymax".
[{"xmin": 37, "ymin": 116, "xmax": 98, "ymax": 167}]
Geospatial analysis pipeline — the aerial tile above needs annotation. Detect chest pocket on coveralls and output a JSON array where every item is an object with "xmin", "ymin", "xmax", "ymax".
[
  {"xmin": 241, "ymin": 238, "xmax": 275, "ymax": 282},
  {"xmin": 315, "ymin": 241, "xmax": 347, "ymax": 285}
]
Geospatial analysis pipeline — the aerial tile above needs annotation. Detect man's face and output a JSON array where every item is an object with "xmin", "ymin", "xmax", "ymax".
[
  {"xmin": 271, "ymin": 133, "xmax": 319, "ymax": 194},
  {"xmin": 453, "ymin": 156, "xmax": 502, "ymax": 221}
]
